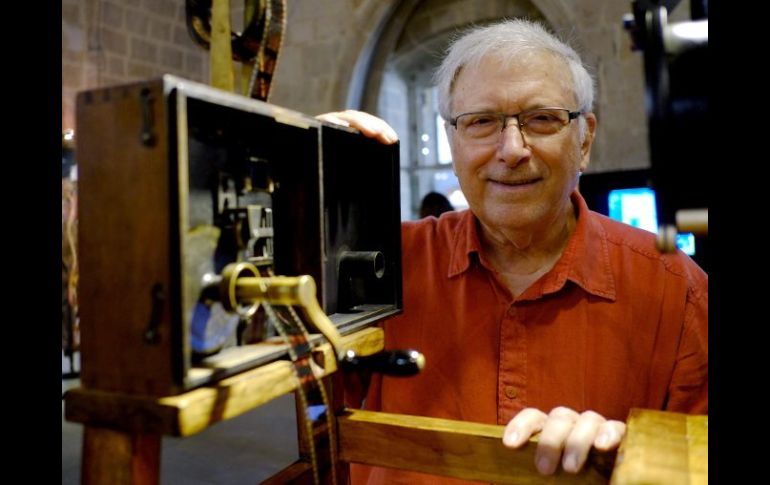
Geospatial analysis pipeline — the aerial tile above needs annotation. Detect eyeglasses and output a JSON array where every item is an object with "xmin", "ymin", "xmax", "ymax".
[{"xmin": 449, "ymin": 108, "xmax": 582, "ymax": 144}]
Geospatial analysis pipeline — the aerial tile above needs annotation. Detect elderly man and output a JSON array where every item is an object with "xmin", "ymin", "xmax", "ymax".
[{"xmin": 321, "ymin": 19, "xmax": 707, "ymax": 482}]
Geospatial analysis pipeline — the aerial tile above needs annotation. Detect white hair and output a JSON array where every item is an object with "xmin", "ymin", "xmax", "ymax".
[{"xmin": 433, "ymin": 19, "xmax": 595, "ymax": 131}]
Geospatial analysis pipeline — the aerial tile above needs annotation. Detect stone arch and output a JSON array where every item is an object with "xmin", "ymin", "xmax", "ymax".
[
  {"xmin": 346, "ymin": 0, "xmax": 558, "ymax": 219},
  {"xmin": 345, "ymin": 0, "xmax": 650, "ymax": 215},
  {"xmin": 349, "ymin": 0, "xmax": 554, "ymax": 114}
]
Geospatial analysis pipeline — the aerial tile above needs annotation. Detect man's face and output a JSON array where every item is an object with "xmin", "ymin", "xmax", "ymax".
[{"xmin": 447, "ymin": 52, "xmax": 596, "ymax": 235}]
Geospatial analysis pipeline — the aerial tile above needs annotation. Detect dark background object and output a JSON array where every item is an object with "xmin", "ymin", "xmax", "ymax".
[
  {"xmin": 625, "ymin": 0, "xmax": 709, "ymax": 233},
  {"xmin": 579, "ymin": 168, "xmax": 708, "ymax": 272},
  {"xmin": 419, "ymin": 192, "xmax": 454, "ymax": 219}
]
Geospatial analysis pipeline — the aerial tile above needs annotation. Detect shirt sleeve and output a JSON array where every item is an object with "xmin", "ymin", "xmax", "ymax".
[{"xmin": 664, "ymin": 281, "xmax": 708, "ymax": 414}]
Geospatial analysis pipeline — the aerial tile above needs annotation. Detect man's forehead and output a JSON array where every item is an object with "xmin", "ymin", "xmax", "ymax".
[
  {"xmin": 478, "ymin": 49, "xmax": 569, "ymax": 74},
  {"xmin": 451, "ymin": 52, "xmax": 575, "ymax": 106}
]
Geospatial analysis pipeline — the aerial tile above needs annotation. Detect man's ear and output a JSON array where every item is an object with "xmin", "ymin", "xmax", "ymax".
[{"xmin": 579, "ymin": 112, "xmax": 597, "ymax": 172}]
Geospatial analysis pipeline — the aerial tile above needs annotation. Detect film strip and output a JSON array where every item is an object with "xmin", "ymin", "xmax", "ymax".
[
  {"xmin": 222, "ymin": 262, "xmax": 341, "ymax": 485},
  {"xmin": 185, "ymin": 0, "xmax": 286, "ymax": 101},
  {"xmin": 246, "ymin": 0, "xmax": 285, "ymax": 101},
  {"xmin": 251, "ymin": 268, "xmax": 338, "ymax": 485}
]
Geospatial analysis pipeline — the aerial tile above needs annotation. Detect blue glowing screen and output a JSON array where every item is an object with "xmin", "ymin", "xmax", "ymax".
[{"xmin": 608, "ymin": 188, "xmax": 695, "ymax": 256}]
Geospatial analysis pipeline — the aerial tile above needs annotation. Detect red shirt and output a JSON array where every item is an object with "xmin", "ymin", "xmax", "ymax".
[{"xmin": 350, "ymin": 192, "xmax": 707, "ymax": 484}]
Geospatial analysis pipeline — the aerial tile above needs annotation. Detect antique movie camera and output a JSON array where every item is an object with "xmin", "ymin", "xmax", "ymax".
[
  {"xmin": 625, "ymin": 0, "xmax": 709, "ymax": 254},
  {"xmin": 75, "ymin": 76, "xmax": 408, "ymax": 396}
]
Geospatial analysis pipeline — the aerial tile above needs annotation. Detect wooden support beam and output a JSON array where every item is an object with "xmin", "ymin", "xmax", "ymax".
[
  {"xmin": 82, "ymin": 427, "xmax": 160, "ymax": 485},
  {"xmin": 65, "ymin": 327, "xmax": 384, "ymax": 437},
  {"xmin": 337, "ymin": 409, "xmax": 615, "ymax": 484},
  {"xmin": 210, "ymin": 0, "xmax": 234, "ymax": 91}
]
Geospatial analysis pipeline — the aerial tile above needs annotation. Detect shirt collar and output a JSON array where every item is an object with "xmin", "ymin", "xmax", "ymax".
[
  {"xmin": 446, "ymin": 192, "xmax": 616, "ymax": 301},
  {"xmin": 447, "ymin": 209, "xmax": 483, "ymax": 278}
]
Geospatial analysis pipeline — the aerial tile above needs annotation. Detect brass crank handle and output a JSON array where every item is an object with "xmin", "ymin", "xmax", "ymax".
[
  {"xmin": 219, "ymin": 262, "xmax": 426, "ymax": 376},
  {"xmin": 220, "ymin": 262, "xmax": 346, "ymax": 360}
]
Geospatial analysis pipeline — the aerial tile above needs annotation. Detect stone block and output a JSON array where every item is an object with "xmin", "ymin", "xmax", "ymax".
[
  {"xmin": 101, "ymin": 27, "xmax": 128, "ymax": 55},
  {"xmin": 174, "ymin": 25, "xmax": 195, "ymax": 48},
  {"xmin": 127, "ymin": 60, "xmax": 154, "ymax": 79},
  {"xmin": 150, "ymin": 19, "xmax": 172, "ymax": 42},
  {"xmin": 62, "ymin": 4, "xmax": 81, "ymax": 26},
  {"xmin": 143, "ymin": 0, "xmax": 176, "ymax": 19},
  {"xmin": 160, "ymin": 46, "xmax": 184, "ymax": 70},
  {"xmin": 185, "ymin": 51, "xmax": 205, "ymax": 80},
  {"xmin": 62, "ymin": 22, "xmax": 86, "ymax": 52},
  {"xmin": 62, "ymin": 63, "xmax": 83, "ymax": 89},
  {"xmin": 130, "ymin": 37, "xmax": 158, "ymax": 63},
  {"xmin": 102, "ymin": 1, "xmax": 124, "ymax": 29},
  {"xmin": 106, "ymin": 54, "xmax": 126, "ymax": 77},
  {"xmin": 125, "ymin": 8, "xmax": 149, "ymax": 36}
]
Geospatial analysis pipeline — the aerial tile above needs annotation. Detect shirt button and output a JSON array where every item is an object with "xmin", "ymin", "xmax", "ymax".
[{"xmin": 504, "ymin": 386, "xmax": 518, "ymax": 399}]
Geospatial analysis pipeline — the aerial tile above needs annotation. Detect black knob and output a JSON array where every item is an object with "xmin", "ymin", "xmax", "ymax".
[{"xmin": 340, "ymin": 349, "xmax": 425, "ymax": 377}]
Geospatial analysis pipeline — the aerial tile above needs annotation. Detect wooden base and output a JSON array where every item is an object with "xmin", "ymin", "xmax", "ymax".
[
  {"xmin": 65, "ymin": 327, "xmax": 383, "ymax": 485},
  {"xmin": 338, "ymin": 409, "xmax": 615, "ymax": 484},
  {"xmin": 65, "ymin": 327, "xmax": 708, "ymax": 484},
  {"xmin": 65, "ymin": 327, "xmax": 384, "ymax": 437}
]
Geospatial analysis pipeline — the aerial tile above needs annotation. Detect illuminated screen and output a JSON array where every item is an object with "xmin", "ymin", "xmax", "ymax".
[{"xmin": 608, "ymin": 188, "xmax": 695, "ymax": 256}]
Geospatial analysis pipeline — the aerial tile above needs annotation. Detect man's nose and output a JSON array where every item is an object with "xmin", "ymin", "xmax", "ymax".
[{"xmin": 498, "ymin": 121, "xmax": 530, "ymax": 165}]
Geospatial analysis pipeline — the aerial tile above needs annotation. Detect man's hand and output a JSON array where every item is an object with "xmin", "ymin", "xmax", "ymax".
[
  {"xmin": 502, "ymin": 407, "xmax": 626, "ymax": 475},
  {"xmin": 316, "ymin": 110, "xmax": 398, "ymax": 145}
]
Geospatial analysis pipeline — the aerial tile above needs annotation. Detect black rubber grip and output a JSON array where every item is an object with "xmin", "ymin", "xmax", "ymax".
[{"xmin": 340, "ymin": 349, "xmax": 425, "ymax": 377}]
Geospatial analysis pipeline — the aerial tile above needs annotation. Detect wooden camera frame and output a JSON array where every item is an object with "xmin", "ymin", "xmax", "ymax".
[{"xmin": 75, "ymin": 76, "xmax": 402, "ymax": 396}]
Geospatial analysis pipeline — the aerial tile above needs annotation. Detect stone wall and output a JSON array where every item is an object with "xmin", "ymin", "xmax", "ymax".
[
  {"xmin": 62, "ymin": 0, "xmax": 694, "ymax": 172},
  {"xmin": 62, "ymin": 0, "xmax": 210, "ymax": 131}
]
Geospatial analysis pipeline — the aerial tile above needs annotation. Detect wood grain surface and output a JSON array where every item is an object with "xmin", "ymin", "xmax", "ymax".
[
  {"xmin": 65, "ymin": 327, "xmax": 384, "ymax": 437},
  {"xmin": 338, "ymin": 408, "xmax": 615, "ymax": 484},
  {"xmin": 611, "ymin": 408, "xmax": 708, "ymax": 485}
]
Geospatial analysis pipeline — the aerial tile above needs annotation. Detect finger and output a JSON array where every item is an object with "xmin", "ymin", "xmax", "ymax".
[
  {"xmin": 343, "ymin": 109, "xmax": 399, "ymax": 144},
  {"xmin": 561, "ymin": 410, "xmax": 605, "ymax": 473},
  {"xmin": 315, "ymin": 113, "xmax": 351, "ymax": 127},
  {"xmin": 593, "ymin": 420, "xmax": 626, "ymax": 450},
  {"xmin": 535, "ymin": 407, "xmax": 580, "ymax": 475},
  {"xmin": 326, "ymin": 110, "xmax": 399, "ymax": 144},
  {"xmin": 502, "ymin": 408, "xmax": 547, "ymax": 448}
]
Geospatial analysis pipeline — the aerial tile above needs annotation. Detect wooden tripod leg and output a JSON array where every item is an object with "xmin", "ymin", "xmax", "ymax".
[
  {"xmin": 81, "ymin": 426, "xmax": 161, "ymax": 485},
  {"xmin": 210, "ymin": 0, "xmax": 235, "ymax": 92}
]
